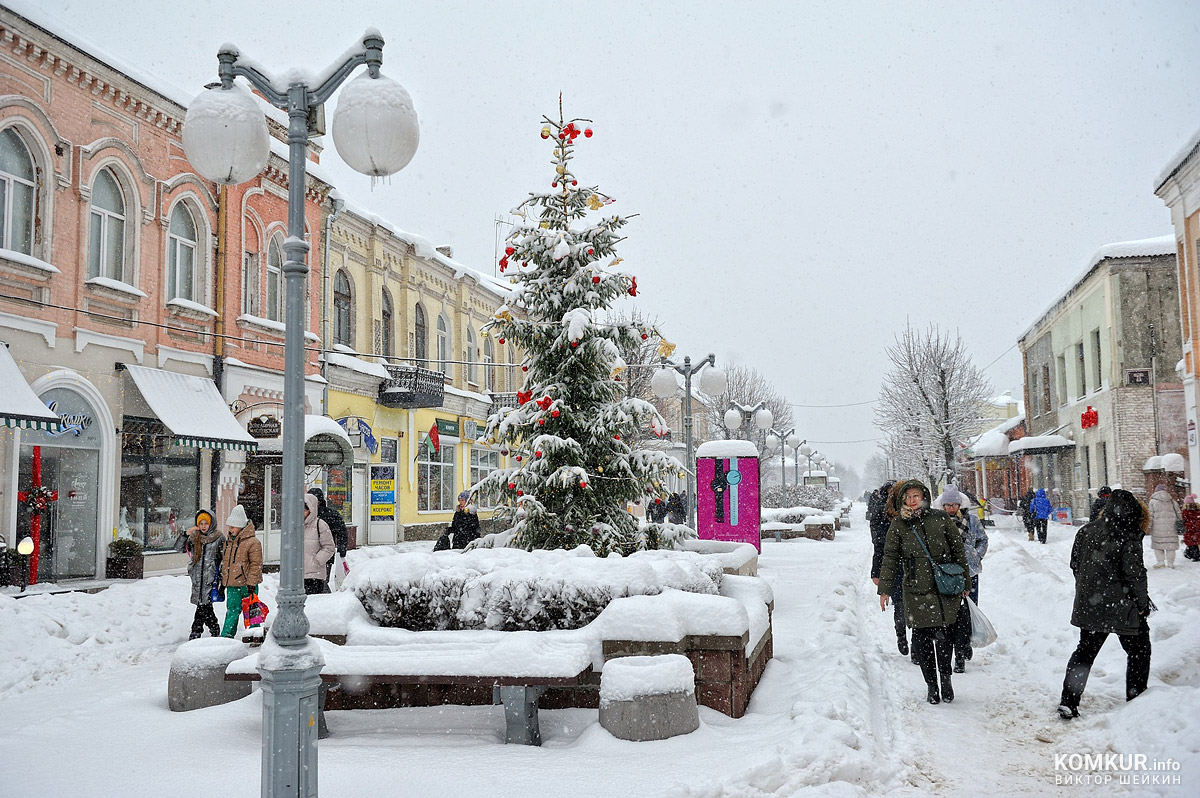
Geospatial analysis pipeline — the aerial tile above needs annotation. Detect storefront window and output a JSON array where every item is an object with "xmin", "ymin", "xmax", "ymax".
[
  {"xmin": 470, "ymin": 447, "xmax": 500, "ymax": 508},
  {"xmin": 119, "ymin": 418, "xmax": 200, "ymax": 552},
  {"xmin": 417, "ymin": 439, "xmax": 457, "ymax": 511},
  {"xmin": 325, "ymin": 464, "xmax": 353, "ymax": 524}
]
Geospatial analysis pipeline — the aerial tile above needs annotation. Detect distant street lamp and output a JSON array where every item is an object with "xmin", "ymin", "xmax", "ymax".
[
  {"xmin": 651, "ymin": 354, "xmax": 726, "ymax": 528},
  {"xmin": 763, "ymin": 426, "xmax": 795, "ymax": 494},
  {"xmin": 183, "ymin": 30, "xmax": 418, "ymax": 798},
  {"xmin": 16, "ymin": 536, "xmax": 33, "ymax": 593}
]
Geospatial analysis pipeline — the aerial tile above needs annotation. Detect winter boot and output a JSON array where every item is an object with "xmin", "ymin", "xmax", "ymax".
[
  {"xmin": 926, "ymin": 683, "xmax": 941, "ymax": 705},
  {"xmin": 954, "ymin": 654, "xmax": 965, "ymax": 674},
  {"xmin": 935, "ymin": 640, "xmax": 954, "ymax": 702},
  {"xmin": 188, "ymin": 631, "xmax": 201, "ymax": 641},
  {"xmin": 1057, "ymin": 705, "xmax": 1078, "ymax": 720},
  {"xmin": 1028, "ymin": 532, "xmax": 1034, "ymax": 541}
]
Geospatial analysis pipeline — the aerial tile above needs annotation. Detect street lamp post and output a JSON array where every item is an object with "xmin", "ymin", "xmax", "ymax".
[
  {"xmin": 651, "ymin": 354, "xmax": 726, "ymax": 528},
  {"xmin": 763, "ymin": 426, "xmax": 795, "ymax": 496},
  {"xmin": 183, "ymin": 31, "xmax": 418, "ymax": 798}
]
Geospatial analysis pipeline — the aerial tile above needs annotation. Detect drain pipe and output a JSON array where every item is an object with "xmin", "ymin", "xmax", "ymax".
[
  {"xmin": 210, "ymin": 184, "xmax": 229, "ymax": 511},
  {"xmin": 320, "ymin": 190, "xmax": 346, "ymax": 415}
]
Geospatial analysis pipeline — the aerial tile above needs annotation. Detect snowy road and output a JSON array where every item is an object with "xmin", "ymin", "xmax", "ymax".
[{"xmin": 1, "ymin": 504, "xmax": 1196, "ymax": 797}]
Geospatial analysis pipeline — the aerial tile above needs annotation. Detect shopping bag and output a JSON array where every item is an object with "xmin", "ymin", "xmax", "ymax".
[
  {"xmin": 967, "ymin": 598, "xmax": 996, "ymax": 648},
  {"xmin": 241, "ymin": 591, "xmax": 269, "ymax": 626},
  {"xmin": 330, "ymin": 552, "xmax": 346, "ymax": 590}
]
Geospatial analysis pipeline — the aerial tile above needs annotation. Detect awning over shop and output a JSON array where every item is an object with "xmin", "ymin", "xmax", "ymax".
[
  {"xmin": 251, "ymin": 415, "xmax": 353, "ymax": 466},
  {"xmin": 122, "ymin": 364, "xmax": 257, "ymax": 451},
  {"xmin": 0, "ymin": 343, "xmax": 60, "ymax": 431},
  {"xmin": 1008, "ymin": 434, "xmax": 1075, "ymax": 454}
]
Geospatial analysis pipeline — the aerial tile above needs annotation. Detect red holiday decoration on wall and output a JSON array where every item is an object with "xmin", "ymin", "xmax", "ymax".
[{"xmin": 1081, "ymin": 406, "xmax": 1098, "ymax": 429}]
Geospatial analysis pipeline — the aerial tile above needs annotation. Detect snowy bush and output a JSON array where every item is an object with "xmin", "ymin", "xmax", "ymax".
[
  {"xmin": 760, "ymin": 485, "xmax": 838, "ymax": 511},
  {"xmin": 347, "ymin": 547, "xmax": 723, "ymax": 632}
]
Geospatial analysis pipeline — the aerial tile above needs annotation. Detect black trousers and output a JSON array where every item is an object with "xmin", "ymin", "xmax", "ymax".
[
  {"xmin": 1059, "ymin": 623, "xmax": 1151, "ymax": 710},
  {"xmin": 911, "ymin": 626, "xmax": 953, "ymax": 687},
  {"xmin": 304, "ymin": 578, "xmax": 330, "ymax": 595},
  {"xmin": 190, "ymin": 603, "xmax": 220, "ymax": 636},
  {"xmin": 1034, "ymin": 518, "xmax": 1048, "ymax": 543}
]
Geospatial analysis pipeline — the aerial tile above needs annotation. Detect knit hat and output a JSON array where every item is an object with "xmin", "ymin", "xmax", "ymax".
[
  {"xmin": 1187, "ymin": 494, "xmax": 1198, "ymax": 503},
  {"xmin": 1154, "ymin": 484, "xmax": 1167, "ymax": 494},
  {"xmin": 937, "ymin": 485, "xmax": 964, "ymax": 506},
  {"xmin": 195, "ymin": 509, "xmax": 214, "ymax": 527},
  {"xmin": 458, "ymin": 491, "xmax": 470, "ymax": 502},
  {"xmin": 1097, "ymin": 486, "xmax": 1111, "ymax": 497},
  {"xmin": 226, "ymin": 504, "xmax": 249, "ymax": 528}
]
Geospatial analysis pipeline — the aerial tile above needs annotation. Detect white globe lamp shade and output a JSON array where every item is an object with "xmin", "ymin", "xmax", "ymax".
[
  {"xmin": 786, "ymin": 433, "xmax": 800, "ymax": 449},
  {"xmin": 183, "ymin": 83, "xmax": 270, "ymax": 185},
  {"xmin": 754, "ymin": 407, "xmax": 774, "ymax": 430},
  {"xmin": 651, "ymin": 368, "xmax": 677, "ymax": 399},
  {"xmin": 784, "ymin": 445, "xmax": 794, "ymax": 457},
  {"xmin": 766, "ymin": 437, "xmax": 780, "ymax": 452},
  {"xmin": 723, "ymin": 408, "xmax": 743, "ymax": 431},
  {"xmin": 698, "ymin": 367, "xmax": 727, "ymax": 396},
  {"xmin": 332, "ymin": 71, "xmax": 420, "ymax": 177},
  {"xmin": 799, "ymin": 444, "xmax": 811, "ymax": 457},
  {"xmin": 16, "ymin": 536, "xmax": 34, "ymax": 555}
]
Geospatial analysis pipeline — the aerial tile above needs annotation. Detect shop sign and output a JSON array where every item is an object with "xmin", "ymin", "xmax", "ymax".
[
  {"xmin": 336, "ymin": 416, "xmax": 378, "ymax": 454},
  {"xmin": 247, "ymin": 416, "xmax": 281, "ymax": 439},
  {"xmin": 24, "ymin": 389, "xmax": 102, "ymax": 449},
  {"xmin": 370, "ymin": 464, "xmax": 395, "ymax": 521},
  {"xmin": 436, "ymin": 419, "xmax": 459, "ymax": 438},
  {"xmin": 1127, "ymin": 369, "xmax": 1151, "ymax": 386}
]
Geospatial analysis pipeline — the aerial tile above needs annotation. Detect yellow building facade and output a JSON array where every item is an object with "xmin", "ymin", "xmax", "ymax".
[{"xmin": 320, "ymin": 200, "xmax": 523, "ymax": 542}]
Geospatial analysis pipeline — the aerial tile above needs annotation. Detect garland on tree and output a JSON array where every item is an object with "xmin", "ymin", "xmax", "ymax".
[{"xmin": 480, "ymin": 101, "xmax": 690, "ymax": 555}]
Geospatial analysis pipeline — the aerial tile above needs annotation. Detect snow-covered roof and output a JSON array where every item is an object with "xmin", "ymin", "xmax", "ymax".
[
  {"xmin": 1008, "ymin": 434, "xmax": 1074, "ymax": 453},
  {"xmin": 997, "ymin": 413, "xmax": 1026, "ymax": 434},
  {"xmin": 1019, "ymin": 235, "xmax": 1176, "ymax": 344},
  {"xmin": 1155, "ymin": 125, "xmax": 1200, "ymax": 192},
  {"xmin": 1145, "ymin": 453, "xmax": 1186, "ymax": 471},
  {"xmin": 969, "ymin": 429, "xmax": 1012, "ymax": 457},
  {"xmin": 0, "ymin": 343, "xmax": 60, "ymax": 430},
  {"xmin": 123, "ymin": 364, "xmax": 257, "ymax": 450},
  {"xmin": 326, "ymin": 351, "xmax": 389, "ymax": 380}
]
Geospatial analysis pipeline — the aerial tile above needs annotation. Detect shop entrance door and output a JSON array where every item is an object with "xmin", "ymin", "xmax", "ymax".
[
  {"xmin": 17, "ymin": 445, "xmax": 100, "ymax": 581},
  {"xmin": 239, "ymin": 456, "xmax": 282, "ymax": 563}
]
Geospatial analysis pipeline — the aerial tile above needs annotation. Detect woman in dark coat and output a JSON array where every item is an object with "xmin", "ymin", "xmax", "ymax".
[
  {"xmin": 1057, "ymin": 489, "xmax": 1151, "ymax": 719},
  {"xmin": 878, "ymin": 479, "xmax": 971, "ymax": 705},
  {"xmin": 434, "ymin": 491, "xmax": 481, "ymax": 551},
  {"xmin": 869, "ymin": 481, "xmax": 907, "ymax": 656}
]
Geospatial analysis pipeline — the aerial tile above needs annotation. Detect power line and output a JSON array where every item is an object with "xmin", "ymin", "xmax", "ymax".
[
  {"xmin": 806, "ymin": 437, "xmax": 883, "ymax": 444},
  {"xmin": 981, "ymin": 343, "xmax": 1017, "ymax": 373},
  {"xmin": 787, "ymin": 399, "xmax": 877, "ymax": 408}
]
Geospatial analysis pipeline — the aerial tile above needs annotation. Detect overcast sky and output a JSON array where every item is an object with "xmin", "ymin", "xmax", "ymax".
[{"xmin": 21, "ymin": 0, "xmax": 1200, "ymax": 474}]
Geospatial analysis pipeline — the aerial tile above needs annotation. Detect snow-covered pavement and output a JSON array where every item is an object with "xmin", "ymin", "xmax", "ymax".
[{"xmin": 1, "ymin": 504, "xmax": 1196, "ymax": 797}]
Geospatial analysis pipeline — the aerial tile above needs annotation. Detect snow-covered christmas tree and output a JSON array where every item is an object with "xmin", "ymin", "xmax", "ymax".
[{"xmin": 479, "ymin": 103, "xmax": 689, "ymax": 556}]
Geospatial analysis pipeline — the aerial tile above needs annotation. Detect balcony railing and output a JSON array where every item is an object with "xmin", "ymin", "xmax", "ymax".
[
  {"xmin": 488, "ymin": 392, "xmax": 519, "ymax": 417},
  {"xmin": 378, "ymin": 364, "xmax": 445, "ymax": 408}
]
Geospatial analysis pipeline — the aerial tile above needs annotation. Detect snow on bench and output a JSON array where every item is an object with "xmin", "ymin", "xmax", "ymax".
[{"xmin": 225, "ymin": 632, "xmax": 594, "ymax": 745}]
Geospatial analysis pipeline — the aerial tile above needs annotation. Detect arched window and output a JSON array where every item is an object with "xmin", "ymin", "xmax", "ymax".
[
  {"xmin": 0, "ymin": 128, "xmax": 35, "ymax": 255},
  {"xmin": 333, "ymin": 269, "xmax": 353, "ymax": 347},
  {"xmin": 465, "ymin": 326, "xmax": 476, "ymax": 384},
  {"xmin": 266, "ymin": 235, "xmax": 283, "ymax": 322},
  {"xmin": 380, "ymin": 290, "xmax": 393, "ymax": 359},
  {"xmin": 413, "ymin": 304, "xmax": 427, "ymax": 367},
  {"xmin": 436, "ymin": 315, "xmax": 450, "ymax": 374},
  {"xmin": 483, "ymin": 336, "xmax": 494, "ymax": 392},
  {"xmin": 88, "ymin": 168, "xmax": 127, "ymax": 282},
  {"xmin": 166, "ymin": 204, "xmax": 198, "ymax": 302}
]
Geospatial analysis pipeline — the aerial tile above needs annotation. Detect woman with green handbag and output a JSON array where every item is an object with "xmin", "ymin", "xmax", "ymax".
[{"xmin": 877, "ymin": 479, "xmax": 971, "ymax": 705}]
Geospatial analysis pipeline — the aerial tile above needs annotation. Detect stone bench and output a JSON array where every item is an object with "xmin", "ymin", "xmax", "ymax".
[
  {"xmin": 169, "ymin": 637, "xmax": 253, "ymax": 712},
  {"xmin": 226, "ymin": 633, "xmax": 594, "ymax": 745},
  {"xmin": 599, "ymin": 654, "xmax": 699, "ymax": 741}
]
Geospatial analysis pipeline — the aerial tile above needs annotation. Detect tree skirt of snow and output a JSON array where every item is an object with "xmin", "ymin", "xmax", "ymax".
[{"xmin": 600, "ymin": 654, "xmax": 695, "ymax": 702}]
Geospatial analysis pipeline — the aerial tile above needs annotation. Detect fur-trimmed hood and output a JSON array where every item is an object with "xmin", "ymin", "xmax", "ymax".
[
  {"xmin": 1102, "ymin": 488, "xmax": 1150, "ymax": 538},
  {"xmin": 886, "ymin": 478, "xmax": 931, "ymax": 519}
]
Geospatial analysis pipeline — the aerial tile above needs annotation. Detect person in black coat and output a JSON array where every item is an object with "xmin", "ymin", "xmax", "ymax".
[
  {"xmin": 1057, "ymin": 489, "xmax": 1152, "ymax": 719},
  {"xmin": 869, "ymin": 481, "xmax": 909, "ymax": 657},
  {"xmin": 434, "ymin": 491, "xmax": 481, "ymax": 551},
  {"xmin": 1018, "ymin": 489, "xmax": 1035, "ymax": 540},
  {"xmin": 1088, "ymin": 485, "xmax": 1111, "ymax": 521},
  {"xmin": 309, "ymin": 488, "xmax": 348, "ymax": 581},
  {"xmin": 666, "ymin": 492, "xmax": 686, "ymax": 525}
]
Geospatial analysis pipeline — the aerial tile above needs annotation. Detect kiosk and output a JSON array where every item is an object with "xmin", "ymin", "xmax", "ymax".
[{"xmin": 695, "ymin": 440, "xmax": 761, "ymax": 552}]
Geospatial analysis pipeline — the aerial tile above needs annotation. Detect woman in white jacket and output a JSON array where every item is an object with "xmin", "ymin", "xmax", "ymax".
[
  {"xmin": 302, "ymin": 492, "xmax": 336, "ymax": 592},
  {"xmin": 1147, "ymin": 485, "xmax": 1181, "ymax": 569}
]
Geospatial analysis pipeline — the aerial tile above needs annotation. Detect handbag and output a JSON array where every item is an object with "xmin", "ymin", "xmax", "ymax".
[
  {"xmin": 241, "ymin": 590, "xmax": 269, "ymax": 626},
  {"xmin": 966, "ymin": 598, "xmax": 997, "ymax": 647},
  {"xmin": 909, "ymin": 521, "xmax": 966, "ymax": 595},
  {"xmin": 208, "ymin": 559, "xmax": 224, "ymax": 603}
]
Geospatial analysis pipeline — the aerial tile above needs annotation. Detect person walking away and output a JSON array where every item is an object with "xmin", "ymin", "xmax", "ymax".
[
  {"xmin": 1019, "ymin": 489, "xmax": 1036, "ymax": 541},
  {"xmin": 309, "ymin": 488, "xmax": 348, "ymax": 582},
  {"xmin": 869, "ymin": 481, "xmax": 909, "ymax": 656},
  {"xmin": 1182, "ymin": 494, "xmax": 1200, "ymax": 562},
  {"xmin": 434, "ymin": 491, "xmax": 481, "ymax": 551},
  {"xmin": 878, "ymin": 479, "xmax": 971, "ymax": 705},
  {"xmin": 220, "ymin": 504, "xmax": 264, "ymax": 639},
  {"xmin": 1090, "ymin": 486, "xmax": 1112, "ymax": 521},
  {"xmin": 1031, "ymin": 488, "xmax": 1052, "ymax": 543},
  {"xmin": 938, "ymin": 486, "xmax": 988, "ymax": 672},
  {"xmin": 175, "ymin": 509, "xmax": 223, "ymax": 640},
  {"xmin": 1058, "ymin": 489, "xmax": 1151, "ymax": 719},
  {"xmin": 667, "ymin": 492, "xmax": 686, "ymax": 525},
  {"xmin": 302, "ymin": 492, "xmax": 336, "ymax": 593},
  {"xmin": 1147, "ymin": 484, "xmax": 1181, "ymax": 569}
]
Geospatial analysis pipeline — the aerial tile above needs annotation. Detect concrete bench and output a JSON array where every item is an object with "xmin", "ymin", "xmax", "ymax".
[{"xmin": 226, "ymin": 634, "xmax": 594, "ymax": 745}]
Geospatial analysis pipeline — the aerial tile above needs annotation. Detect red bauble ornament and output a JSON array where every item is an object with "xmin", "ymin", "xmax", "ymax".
[
  {"xmin": 551, "ymin": 409, "xmax": 560, "ymax": 417},
  {"xmin": 521, "ymin": 365, "xmax": 528, "ymax": 372},
  {"xmin": 515, "ymin": 455, "xmax": 522, "ymax": 462},
  {"xmin": 587, "ymin": 248, "xmax": 594, "ymax": 255},
  {"xmin": 571, "ymin": 180, "xmax": 578, "ymax": 186},
  {"xmin": 508, "ymin": 482, "xmax": 516, "ymax": 490},
  {"xmin": 541, "ymin": 130, "xmax": 550, "ymax": 139},
  {"xmin": 654, "ymin": 498, "xmax": 661, "ymax": 504},
  {"xmin": 628, "ymin": 276, "xmax": 638, "ymax": 297},
  {"xmin": 592, "ymin": 276, "xmax": 600, "ymax": 284},
  {"xmin": 571, "ymin": 341, "xmax": 579, "ymax": 348},
  {"xmin": 535, "ymin": 450, "xmax": 543, "ymax": 458},
  {"xmin": 580, "ymin": 481, "xmax": 588, "ymax": 488},
  {"xmin": 552, "ymin": 182, "xmax": 558, "ymax": 188},
  {"xmin": 641, "ymin": 333, "xmax": 648, "ymax": 340},
  {"xmin": 614, "ymin": 434, "xmax": 620, "ymax": 440},
  {"xmin": 538, "ymin": 419, "xmax": 546, "ymax": 426},
  {"xmin": 505, "ymin": 246, "xmax": 515, "ymax": 256},
  {"xmin": 499, "ymin": 338, "xmax": 505, "ymax": 344},
  {"xmin": 517, "ymin": 490, "xmax": 524, "ymax": 496},
  {"xmin": 584, "ymin": 128, "xmax": 593, "ymax": 137}
]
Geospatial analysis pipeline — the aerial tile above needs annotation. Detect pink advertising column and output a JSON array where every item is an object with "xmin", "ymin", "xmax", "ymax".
[{"xmin": 695, "ymin": 440, "xmax": 761, "ymax": 552}]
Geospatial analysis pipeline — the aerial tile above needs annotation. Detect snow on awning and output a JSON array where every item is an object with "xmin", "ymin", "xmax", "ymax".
[
  {"xmin": 0, "ymin": 343, "xmax": 60, "ymax": 431},
  {"xmin": 121, "ymin": 364, "xmax": 257, "ymax": 451},
  {"xmin": 1008, "ymin": 434, "xmax": 1075, "ymax": 454},
  {"xmin": 252, "ymin": 415, "xmax": 353, "ymax": 466}
]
